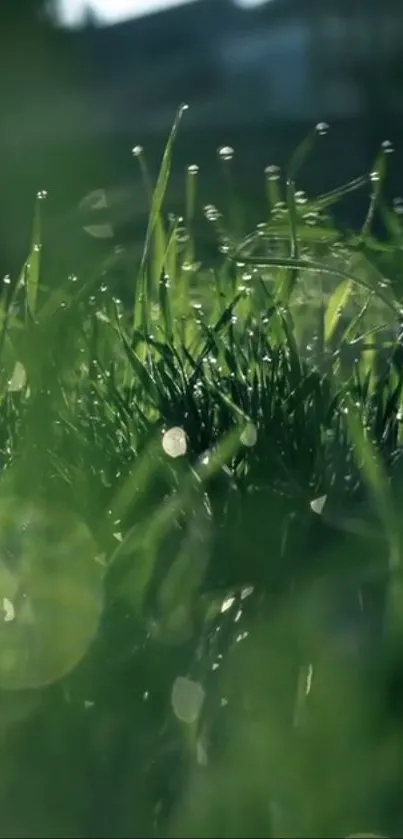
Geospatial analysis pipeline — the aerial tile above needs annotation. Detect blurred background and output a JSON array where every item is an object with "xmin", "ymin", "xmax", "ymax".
[{"xmin": 1, "ymin": 0, "xmax": 403, "ymax": 278}]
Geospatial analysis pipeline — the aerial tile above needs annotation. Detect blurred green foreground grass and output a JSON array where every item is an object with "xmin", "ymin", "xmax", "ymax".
[{"xmin": 0, "ymin": 109, "xmax": 403, "ymax": 837}]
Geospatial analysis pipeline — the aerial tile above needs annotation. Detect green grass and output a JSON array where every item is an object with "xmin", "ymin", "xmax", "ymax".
[{"xmin": 0, "ymin": 109, "xmax": 403, "ymax": 836}]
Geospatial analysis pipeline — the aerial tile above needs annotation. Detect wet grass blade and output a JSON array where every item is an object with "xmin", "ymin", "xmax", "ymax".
[
  {"xmin": 24, "ymin": 193, "xmax": 44, "ymax": 319},
  {"xmin": 134, "ymin": 103, "xmax": 189, "ymax": 334}
]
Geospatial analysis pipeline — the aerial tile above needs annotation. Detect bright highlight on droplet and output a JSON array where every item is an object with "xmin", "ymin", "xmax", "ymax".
[
  {"xmin": 240, "ymin": 422, "xmax": 257, "ymax": 447},
  {"xmin": 171, "ymin": 675, "xmax": 205, "ymax": 724},
  {"xmin": 221, "ymin": 595, "xmax": 235, "ymax": 613},
  {"xmin": 2, "ymin": 598, "xmax": 15, "ymax": 623},
  {"xmin": 8, "ymin": 362, "xmax": 27, "ymax": 393},
  {"xmin": 218, "ymin": 145, "xmax": 234, "ymax": 161},
  {"xmin": 310, "ymin": 495, "xmax": 327, "ymax": 515},
  {"xmin": 204, "ymin": 204, "xmax": 220, "ymax": 222},
  {"xmin": 162, "ymin": 427, "xmax": 187, "ymax": 458}
]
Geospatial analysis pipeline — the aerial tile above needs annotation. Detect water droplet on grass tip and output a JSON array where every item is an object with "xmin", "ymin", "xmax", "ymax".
[
  {"xmin": 265, "ymin": 164, "xmax": 280, "ymax": 181},
  {"xmin": 187, "ymin": 164, "xmax": 199, "ymax": 175},
  {"xmin": 132, "ymin": 145, "xmax": 143, "ymax": 157},
  {"xmin": 204, "ymin": 205, "xmax": 220, "ymax": 222},
  {"xmin": 316, "ymin": 121, "xmax": 329, "ymax": 135},
  {"xmin": 218, "ymin": 145, "xmax": 234, "ymax": 161},
  {"xmin": 382, "ymin": 139, "xmax": 394, "ymax": 153}
]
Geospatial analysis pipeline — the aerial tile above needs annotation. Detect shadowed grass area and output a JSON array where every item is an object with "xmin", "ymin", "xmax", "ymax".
[{"xmin": 0, "ymin": 109, "xmax": 402, "ymax": 837}]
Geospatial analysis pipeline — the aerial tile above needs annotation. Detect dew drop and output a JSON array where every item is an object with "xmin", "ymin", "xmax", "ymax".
[
  {"xmin": 37, "ymin": 190, "xmax": 48, "ymax": 200},
  {"xmin": 171, "ymin": 676, "xmax": 205, "ymax": 724},
  {"xmin": 175, "ymin": 226, "xmax": 190, "ymax": 245},
  {"xmin": 295, "ymin": 190, "xmax": 308, "ymax": 205},
  {"xmin": 132, "ymin": 145, "xmax": 143, "ymax": 157},
  {"xmin": 2, "ymin": 597, "xmax": 15, "ymax": 623},
  {"xmin": 182, "ymin": 260, "xmax": 196, "ymax": 272},
  {"xmin": 162, "ymin": 427, "xmax": 187, "ymax": 458},
  {"xmin": 240, "ymin": 422, "xmax": 257, "ymax": 447},
  {"xmin": 3, "ymin": 275, "xmax": 11, "ymax": 285},
  {"xmin": 265, "ymin": 164, "xmax": 280, "ymax": 181},
  {"xmin": 8, "ymin": 361, "xmax": 27, "ymax": 393},
  {"xmin": 316, "ymin": 121, "xmax": 329, "ymax": 135},
  {"xmin": 218, "ymin": 145, "xmax": 234, "ymax": 161},
  {"xmin": 221, "ymin": 595, "xmax": 235, "ymax": 614},
  {"xmin": 204, "ymin": 204, "xmax": 220, "ymax": 222},
  {"xmin": 310, "ymin": 495, "xmax": 327, "ymax": 515},
  {"xmin": 187, "ymin": 163, "xmax": 199, "ymax": 175},
  {"xmin": 370, "ymin": 170, "xmax": 380, "ymax": 183},
  {"xmin": 382, "ymin": 139, "xmax": 394, "ymax": 154},
  {"xmin": 393, "ymin": 197, "xmax": 403, "ymax": 215},
  {"xmin": 303, "ymin": 211, "xmax": 319, "ymax": 226},
  {"xmin": 272, "ymin": 200, "xmax": 287, "ymax": 217}
]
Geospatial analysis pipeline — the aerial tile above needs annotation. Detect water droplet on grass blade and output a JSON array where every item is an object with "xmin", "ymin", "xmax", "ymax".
[
  {"xmin": 221, "ymin": 595, "xmax": 235, "ymax": 613},
  {"xmin": 316, "ymin": 121, "xmax": 329, "ymax": 135},
  {"xmin": 8, "ymin": 362, "xmax": 26, "ymax": 393},
  {"xmin": 310, "ymin": 495, "xmax": 327, "ymax": 515},
  {"xmin": 132, "ymin": 145, "xmax": 143, "ymax": 157},
  {"xmin": 171, "ymin": 676, "xmax": 205, "ymax": 724},
  {"xmin": 175, "ymin": 227, "xmax": 189, "ymax": 245},
  {"xmin": 381, "ymin": 139, "xmax": 394, "ymax": 153},
  {"xmin": 295, "ymin": 190, "xmax": 308, "ymax": 205},
  {"xmin": 240, "ymin": 423, "xmax": 257, "ymax": 447},
  {"xmin": 265, "ymin": 164, "xmax": 280, "ymax": 181},
  {"xmin": 187, "ymin": 164, "xmax": 199, "ymax": 175},
  {"xmin": 162, "ymin": 427, "xmax": 187, "ymax": 458},
  {"xmin": 2, "ymin": 598, "xmax": 15, "ymax": 623},
  {"xmin": 204, "ymin": 204, "xmax": 220, "ymax": 222},
  {"xmin": 218, "ymin": 145, "xmax": 234, "ymax": 161}
]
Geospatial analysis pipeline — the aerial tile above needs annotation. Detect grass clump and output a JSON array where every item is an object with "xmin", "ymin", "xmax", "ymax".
[{"xmin": 0, "ymin": 109, "xmax": 402, "ymax": 837}]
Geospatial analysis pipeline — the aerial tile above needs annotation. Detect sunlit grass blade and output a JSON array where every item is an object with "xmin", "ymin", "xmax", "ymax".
[
  {"xmin": 24, "ymin": 191, "xmax": 45, "ymax": 319},
  {"xmin": 324, "ymin": 278, "xmax": 352, "ymax": 344},
  {"xmin": 134, "ymin": 103, "xmax": 189, "ymax": 334}
]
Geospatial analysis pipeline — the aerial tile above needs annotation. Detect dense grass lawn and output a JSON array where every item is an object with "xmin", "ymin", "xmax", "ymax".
[{"xmin": 0, "ymin": 110, "xmax": 403, "ymax": 837}]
